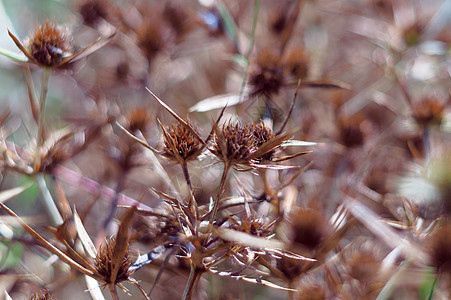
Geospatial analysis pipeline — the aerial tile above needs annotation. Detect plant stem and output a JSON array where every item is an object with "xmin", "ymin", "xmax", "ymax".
[
  {"xmin": 35, "ymin": 174, "xmax": 63, "ymax": 225},
  {"xmin": 182, "ymin": 162, "xmax": 193, "ymax": 191},
  {"xmin": 33, "ymin": 67, "xmax": 51, "ymax": 172},
  {"xmin": 207, "ymin": 163, "xmax": 231, "ymax": 229},
  {"xmin": 182, "ymin": 267, "xmax": 202, "ymax": 300}
]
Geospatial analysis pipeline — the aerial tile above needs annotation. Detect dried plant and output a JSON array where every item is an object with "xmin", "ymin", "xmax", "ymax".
[{"xmin": 0, "ymin": 0, "xmax": 449, "ymax": 299}]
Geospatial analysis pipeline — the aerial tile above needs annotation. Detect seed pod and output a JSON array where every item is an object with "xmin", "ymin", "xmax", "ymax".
[
  {"xmin": 27, "ymin": 22, "xmax": 73, "ymax": 67},
  {"xmin": 161, "ymin": 121, "xmax": 202, "ymax": 162}
]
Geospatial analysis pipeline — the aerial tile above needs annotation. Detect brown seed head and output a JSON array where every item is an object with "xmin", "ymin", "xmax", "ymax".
[
  {"xmin": 411, "ymin": 95, "xmax": 447, "ymax": 127},
  {"xmin": 251, "ymin": 120, "xmax": 276, "ymax": 161},
  {"xmin": 213, "ymin": 121, "xmax": 255, "ymax": 164},
  {"xmin": 94, "ymin": 237, "xmax": 133, "ymax": 284},
  {"xmin": 289, "ymin": 208, "xmax": 328, "ymax": 250},
  {"xmin": 283, "ymin": 47, "xmax": 310, "ymax": 80},
  {"xmin": 28, "ymin": 21, "xmax": 73, "ymax": 67},
  {"xmin": 127, "ymin": 108, "xmax": 151, "ymax": 133},
  {"xmin": 346, "ymin": 248, "xmax": 381, "ymax": 284},
  {"xmin": 337, "ymin": 114, "xmax": 365, "ymax": 148},
  {"xmin": 79, "ymin": 0, "xmax": 109, "ymax": 26},
  {"xmin": 249, "ymin": 49, "xmax": 284, "ymax": 98},
  {"xmin": 162, "ymin": 122, "xmax": 202, "ymax": 162}
]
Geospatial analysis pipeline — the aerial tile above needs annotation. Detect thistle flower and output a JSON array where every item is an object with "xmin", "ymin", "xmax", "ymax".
[
  {"xmin": 411, "ymin": 94, "xmax": 447, "ymax": 127},
  {"xmin": 213, "ymin": 120, "xmax": 255, "ymax": 165},
  {"xmin": 251, "ymin": 120, "xmax": 276, "ymax": 161},
  {"xmin": 161, "ymin": 121, "xmax": 202, "ymax": 163},
  {"xmin": 94, "ymin": 237, "xmax": 134, "ymax": 284},
  {"xmin": 5, "ymin": 21, "xmax": 114, "ymax": 68}
]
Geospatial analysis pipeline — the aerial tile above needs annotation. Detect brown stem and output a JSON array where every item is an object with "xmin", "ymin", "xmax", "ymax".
[
  {"xmin": 108, "ymin": 284, "xmax": 119, "ymax": 300},
  {"xmin": 182, "ymin": 268, "xmax": 203, "ymax": 300},
  {"xmin": 207, "ymin": 162, "xmax": 231, "ymax": 229},
  {"xmin": 182, "ymin": 162, "xmax": 193, "ymax": 191}
]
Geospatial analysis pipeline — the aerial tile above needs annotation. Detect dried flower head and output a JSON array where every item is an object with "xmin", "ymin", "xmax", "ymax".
[
  {"xmin": 94, "ymin": 237, "xmax": 133, "ymax": 284},
  {"xmin": 162, "ymin": 122, "xmax": 202, "ymax": 162},
  {"xmin": 283, "ymin": 47, "xmax": 309, "ymax": 80},
  {"xmin": 249, "ymin": 49, "xmax": 284, "ymax": 98},
  {"xmin": 345, "ymin": 247, "xmax": 381, "ymax": 284},
  {"xmin": 127, "ymin": 108, "xmax": 151, "ymax": 133},
  {"xmin": 79, "ymin": 0, "xmax": 110, "ymax": 26},
  {"xmin": 289, "ymin": 208, "xmax": 328, "ymax": 250},
  {"xmin": 233, "ymin": 216, "xmax": 273, "ymax": 237},
  {"xmin": 213, "ymin": 121, "xmax": 255, "ymax": 164},
  {"xmin": 29, "ymin": 290, "xmax": 54, "ymax": 300},
  {"xmin": 27, "ymin": 22, "xmax": 73, "ymax": 67},
  {"xmin": 251, "ymin": 120, "xmax": 276, "ymax": 161},
  {"xmin": 337, "ymin": 114, "xmax": 365, "ymax": 148},
  {"xmin": 411, "ymin": 94, "xmax": 447, "ymax": 127}
]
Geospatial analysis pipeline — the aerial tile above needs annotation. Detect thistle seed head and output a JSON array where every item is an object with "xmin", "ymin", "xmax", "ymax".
[
  {"xmin": 249, "ymin": 49, "xmax": 284, "ymax": 98},
  {"xmin": 251, "ymin": 120, "xmax": 276, "ymax": 161},
  {"xmin": 94, "ymin": 238, "xmax": 133, "ymax": 284},
  {"xmin": 28, "ymin": 21, "xmax": 73, "ymax": 67},
  {"xmin": 213, "ymin": 121, "xmax": 255, "ymax": 164},
  {"xmin": 162, "ymin": 122, "xmax": 202, "ymax": 162}
]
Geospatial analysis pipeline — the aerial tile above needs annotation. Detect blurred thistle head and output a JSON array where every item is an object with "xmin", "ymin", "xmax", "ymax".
[
  {"xmin": 79, "ymin": 0, "xmax": 110, "ymax": 27},
  {"xmin": 249, "ymin": 49, "xmax": 284, "ymax": 98},
  {"xmin": 27, "ymin": 21, "xmax": 73, "ymax": 67},
  {"xmin": 411, "ymin": 93, "xmax": 448, "ymax": 127},
  {"xmin": 337, "ymin": 114, "xmax": 365, "ymax": 148},
  {"xmin": 127, "ymin": 108, "xmax": 151, "ymax": 133},
  {"xmin": 161, "ymin": 121, "xmax": 202, "ymax": 162},
  {"xmin": 94, "ymin": 237, "xmax": 133, "ymax": 284},
  {"xmin": 288, "ymin": 207, "xmax": 328, "ymax": 250},
  {"xmin": 29, "ymin": 290, "xmax": 54, "ymax": 300},
  {"xmin": 213, "ymin": 120, "xmax": 255, "ymax": 165}
]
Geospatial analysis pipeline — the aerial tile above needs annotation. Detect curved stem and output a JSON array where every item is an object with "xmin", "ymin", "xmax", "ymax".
[
  {"xmin": 35, "ymin": 174, "xmax": 63, "ymax": 225},
  {"xmin": 33, "ymin": 67, "xmax": 51, "ymax": 172},
  {"xmin": 182, "ymin": 162, "xmax": 193, "ymax": 191}
]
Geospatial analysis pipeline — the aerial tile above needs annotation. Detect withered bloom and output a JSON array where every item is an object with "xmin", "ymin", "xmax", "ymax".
[
  {"xmin": 27, "ymin": 22, "xmax": 73, "ymax": 67},
  {"xmin": 161, "ymin": 122, "xmax": 202, "ymax": 162},
  {"xmin": 289, "ymin": 208, "xmax": 328, "ymax": 250},
  {"xmin": 411, "ymin": 95, "xmax": 447, "ymax": 127},
  {"xmin": 5, "ymin": 21, "xmax": 114, "ymax": 68},
  {"xmin": 429, "ymin": 222, "xmax": 451, "ymax": 274},
  {"xmin": 127, "ymin": 108, "xmax": 151, "ymax": 133},
  {"xmin": 251, "ymin": 120, "xmax": 276, "ymax": 161},
  {"xmin": 94, "ymin": 237, "xmax": 134, "ymax": 284},
  {"xmin": 213, "ymin": 121, "xmax": 255, "ymax": 165},
  {"xmin": 249, "ymin": 49, "xmax": 285, "ymax": 98}
]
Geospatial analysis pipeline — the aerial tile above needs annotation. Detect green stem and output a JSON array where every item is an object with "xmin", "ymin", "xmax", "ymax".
[{"xmin": 34, "ymin": 67, "xmax": 51, "ymax": 172}]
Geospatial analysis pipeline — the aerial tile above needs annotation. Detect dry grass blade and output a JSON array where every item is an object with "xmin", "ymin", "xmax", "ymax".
[
  {"xmin": 0, "ymin": 184, "xmax": 31, "ymax": 204},
  {"xmin": 293, "ymin": 79, "xmax": 351, "ymax": 90},
  {"xmin": 0, "ymin": 203, "xmax": 97, "ymax": 277},
  {"xmin": 7, "ymin": 28, "xmax": 36, "ymax": 62},
  {"xmin": 74, "ymin": 210, "xmax": 97, "ymax": 259},
  {"xmin": 271, "ymin": 151, "xmax": 311, "ymax": 162},
  {"xmin": 146, "ymin": 87, "xmax": 206, "ymax": 146},
  {"xmin": 208, "ymin": 268, "xmax": 296, "ymax": 291},
  {"xmin": 85, "ymin": 275, "xmax": 106, "ymax": 300},
  {"xmin": 215, "ymin": 227, "xmax": 285, "ymax": 249},
  {"xmin": 115, "ymin": 121, "xmax": 158, "ymax": 153},
  {"xmin": 59, "ymin": 32, "xmax": 117, "ymax": 65},
  {"xmin": 189, "ymin": 93, "xmax": 242, "ymax": 112},
  {"xmin": 110, "ymin": 206, "xmax": 136, "ymax": 285},
  {"xmin": 248, "ymin": 132, "xmax": 291, "ymax": 160}
]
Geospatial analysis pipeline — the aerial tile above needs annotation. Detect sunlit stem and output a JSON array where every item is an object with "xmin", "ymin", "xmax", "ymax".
[
  {"xmin": 33, "ymin": 67, "xmax": 51, "ymax": 172},
  {"xmin": 35, "ymin": 174, "xmax": 63, "ymax": 225}
]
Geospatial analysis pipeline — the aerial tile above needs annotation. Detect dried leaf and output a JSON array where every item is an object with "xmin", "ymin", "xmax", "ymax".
[
  {"xmin": 7, "ymin": 29, "xmax": 36, "ymax": 62},
  {"xmin": 110, "ymin": 206, "xmax": 136, "ymax": 284},
  {"xmin": 0, "ymin": 184, "xmax": 31, "ymax": 204},
  {"xmin": 189, "ymin": 93, "xmax": 242, "ymax": 112},
  {"xmin": 216, "ymin": 227, "xmax": 285, "ymax": 250},
  {"xmin": 74, "ymin": 210, "xmax": 97, "ymax": 259}
]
